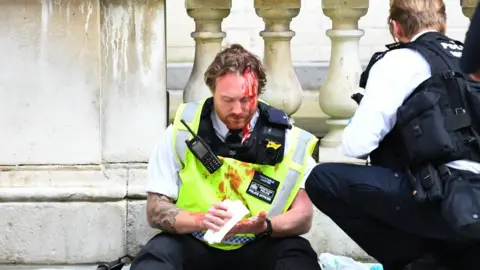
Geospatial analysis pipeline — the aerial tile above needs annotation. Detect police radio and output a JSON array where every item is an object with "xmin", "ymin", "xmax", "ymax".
[{"xmin": 180, "ymin": 119, "xmax": 222, "ymax": 174}]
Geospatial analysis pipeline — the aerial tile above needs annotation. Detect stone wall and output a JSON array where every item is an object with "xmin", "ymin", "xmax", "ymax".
[{"xmin": 0, "ymin": 0, "xmax": 166, "ymax": 264}]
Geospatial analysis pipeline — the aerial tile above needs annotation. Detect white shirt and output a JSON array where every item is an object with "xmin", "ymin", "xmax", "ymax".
[
  {"xmin": 341, "ymin": 30, "xmax": 480, "ymax": 174},
  {"xmin": 146, "ymin": 109, "xmax": 317, "ymax": 200}
]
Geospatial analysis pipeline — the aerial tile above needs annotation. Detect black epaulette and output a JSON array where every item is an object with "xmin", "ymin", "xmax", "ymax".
[
  {"xmin": 386, "ymin": 42, "xmax": 403, "ymax": 50},
  {"xmin": 265, "ymin": 107, "xmax": 292, "ymax": 129}
]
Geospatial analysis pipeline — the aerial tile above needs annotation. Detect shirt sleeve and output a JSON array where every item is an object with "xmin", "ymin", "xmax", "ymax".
[
  {"xmin": 341, "ymin": 48, "xmax": 431, "ymax": 159},
  {"xmin": 146, "ymin": 124, "xmax": 183, "ymax": 201}
]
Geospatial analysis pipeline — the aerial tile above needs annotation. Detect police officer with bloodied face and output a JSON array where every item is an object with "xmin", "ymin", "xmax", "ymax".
[
  {"xmin": 305, "ymin": 0, "xmax": 480, "ymax": 269},
  {"xmin": 122, "ymin": 44, "xmax": 322, "ymax": 270}
]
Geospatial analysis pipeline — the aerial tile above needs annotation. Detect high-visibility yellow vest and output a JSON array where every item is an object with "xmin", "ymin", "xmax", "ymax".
[{"xmin": 171, "ymin": 98, "xmax": 318, "ymax": 250}]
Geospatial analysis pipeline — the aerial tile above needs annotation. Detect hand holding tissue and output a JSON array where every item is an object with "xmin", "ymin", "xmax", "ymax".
[{"xmin": 203, "ymin": 199, "xmax": 252, "ymax": 244}]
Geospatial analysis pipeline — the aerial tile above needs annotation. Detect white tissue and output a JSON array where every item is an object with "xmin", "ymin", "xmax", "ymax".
[{"xmin": 203, "ymin": 199, "xmax": 250, "ymax": 244}]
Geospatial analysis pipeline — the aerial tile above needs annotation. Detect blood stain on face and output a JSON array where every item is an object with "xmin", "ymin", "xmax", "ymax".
[{"xmin": 240, "ymin": 69, "xmax": 258, "ymax": 142}]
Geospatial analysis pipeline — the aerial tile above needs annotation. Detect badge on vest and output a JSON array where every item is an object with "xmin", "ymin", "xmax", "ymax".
[{"xmin": 246, "ymin": 171, "xmax": 280, "ymax": 204}]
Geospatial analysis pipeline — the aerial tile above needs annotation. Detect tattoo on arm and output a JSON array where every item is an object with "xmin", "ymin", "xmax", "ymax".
[{"xmin": 147, "ymin": 193, "xmax": 181, "ymax": 233}]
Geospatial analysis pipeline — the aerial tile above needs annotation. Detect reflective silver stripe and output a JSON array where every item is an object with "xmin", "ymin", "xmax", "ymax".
[
  {"xmin": 175, "ymin": 101, "xmax": 203, "ymax": 164},
  {"xmin": 192, "ymin": 231, "xmax": 254, "ymax": 245},
  {"xmin": 267, "ymin": 129, "xmax": 315, "ymax": 217}
]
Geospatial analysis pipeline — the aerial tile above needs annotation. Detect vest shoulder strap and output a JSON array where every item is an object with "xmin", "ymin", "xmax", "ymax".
[
  {"xmin": 172, "ymin": 99, "xmax": 206, "ymax": 165},
  {"xmin": 403, "ymin": 33, "xmax": 464, "ymax": 75},
  {"xmin": 359, "ymin": 42, "xmax": 408, "ymax": 88}
]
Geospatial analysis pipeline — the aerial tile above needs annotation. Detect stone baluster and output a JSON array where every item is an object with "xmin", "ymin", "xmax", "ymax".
[
  {"xmin": 254, "ymin": 0, "xmax": 302, "ymax": 116},
  {"xmin": 317, "ymin": 0, "xmax": 369, "ymax": 162},
  {"xmin": 183, "ymin": 0, "xmax": 231, "ymax": 102},
  {"xmin": 461, "ymin": 0, "xmax": 479, "ymax": 19}
]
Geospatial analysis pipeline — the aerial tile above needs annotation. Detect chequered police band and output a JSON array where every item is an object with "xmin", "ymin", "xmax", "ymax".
[{"xmin": 191, "ymin": 231, "xmax": 255, "ymax": 245}]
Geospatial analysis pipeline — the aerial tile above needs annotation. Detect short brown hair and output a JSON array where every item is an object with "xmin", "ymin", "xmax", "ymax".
[
  {"xmin": 204, "ymin": 44, "xmax": 267, "ymax": 95},
  {"xmin": 389, "ymin": 0, "xmax": 446, "ymax": 40}
]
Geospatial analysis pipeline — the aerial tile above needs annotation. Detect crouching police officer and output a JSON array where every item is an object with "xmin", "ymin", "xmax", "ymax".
[
  {"xmin": 305, "ymin": 0, "xmax": 480, "ymax": 269},
  {"xmin": 127, "ymin": 44, "xmax": 321, "ymax": 270}
]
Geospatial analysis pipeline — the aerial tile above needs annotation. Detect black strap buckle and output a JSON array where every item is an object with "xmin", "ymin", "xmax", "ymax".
[
  {"xmin": 437, "ymin": 164, "xmax": 452, "ymax": 180},
  {"xmin": 455, "ymin": 107, "xmax": 466, "ymax": 115},
  {"xmin": 97, "ymin": 255, "xmax": 134, "ymax": 270},
  {"xmin": 443, "ymin": 70, "xmax": 455, "ymax": 79}
]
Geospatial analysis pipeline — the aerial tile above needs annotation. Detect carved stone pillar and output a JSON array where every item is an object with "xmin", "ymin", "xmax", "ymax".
[
  {"xmin": 318, "ymin": 0, "xmax": 369, "ymax": 162},
  {"xmin": 183, "ymin": 0, "xmax": 231, "ymax": 102},
  {"xmin": 254, "ymin": 0, "xmax": 302, "ymax": 116},
  {"xmin": 461, "ymin": 0, "xmax": 479, "ymax": 19}
]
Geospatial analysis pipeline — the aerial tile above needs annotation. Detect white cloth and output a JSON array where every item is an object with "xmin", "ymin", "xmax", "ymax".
[
  {"xmin": 341, "ymin": 30, "xmax": 480, "ymax": 174},
  {"xmin": 146, "ymin": 109, "xmax": 316, "ymax": 200}
]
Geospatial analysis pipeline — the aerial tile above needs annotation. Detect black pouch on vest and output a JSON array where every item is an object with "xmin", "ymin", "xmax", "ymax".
[
  {"xmin": 442, "ymin": 171, "xmax": 480, "ymax": 240},
  {"xmin": 412, "ymin": 164, "xmax": 445, "ymax": 202},
  {"xmin": 396, "ymin": 90, "xmax": 456, "ymax": 166}
]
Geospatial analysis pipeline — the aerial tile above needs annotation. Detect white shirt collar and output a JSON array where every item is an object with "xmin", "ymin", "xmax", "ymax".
[{"xmin": 410, "ymin": 30, "xmax": 438, "ymax": 42}]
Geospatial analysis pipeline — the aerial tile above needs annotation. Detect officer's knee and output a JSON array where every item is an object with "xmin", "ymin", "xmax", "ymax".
[
  {"xmin": 130, "ymin": 233, "xmax": 184, "ymax": 270},
  {"xmin": 305, "ymin": 162, "xmax": 344, "ymax": 196},
  {"xmin": 146, "ymin": 233, "xmax": 183, "ymax": 258}
]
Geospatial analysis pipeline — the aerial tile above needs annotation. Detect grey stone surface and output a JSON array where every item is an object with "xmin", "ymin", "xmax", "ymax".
[
  {"xmin": 0, "ymin": 202, "xmax": 127, "ymax": 264},
  {"xmin": 126, "ymin": 200, "xmax": 158, "ymax": 257},
  {"xmin": 127, "ymin": 168, "xmax": 148, "ymax": 199},
  {"xmin": 304, "ymin": 209, "xmax": 371, "ymax": 260}
]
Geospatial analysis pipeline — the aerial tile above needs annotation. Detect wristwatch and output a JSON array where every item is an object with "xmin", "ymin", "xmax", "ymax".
[{"xmin": 255, "ymin": 218, "xmax": 272, "ymax": 239}]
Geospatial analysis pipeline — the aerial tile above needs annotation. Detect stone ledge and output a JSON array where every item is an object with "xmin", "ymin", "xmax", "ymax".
[{"xmin": 0, "ymin": 165, "xmax": 149, "ymax": 202}]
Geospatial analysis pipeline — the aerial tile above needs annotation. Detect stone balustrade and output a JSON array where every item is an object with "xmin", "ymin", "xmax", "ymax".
[
  {"xmin": 0, "ymin": 0, "xmax": 478, "ymax": 265},
  {"xmin": 182, "ymin": 0, "xmax": 477, "ymax": 165}
]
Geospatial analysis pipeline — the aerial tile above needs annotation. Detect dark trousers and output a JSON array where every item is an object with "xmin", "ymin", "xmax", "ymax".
[
  {"xmin": 304, "ymin": 163, "xmax": 480, "ymax": 270},
  {"xmin": 129, "ymin": 233, "xmax": 321, "ymax": 270}
]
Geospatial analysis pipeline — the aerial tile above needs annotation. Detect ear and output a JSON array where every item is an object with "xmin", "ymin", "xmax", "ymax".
[{"xmin": 391, "ymin": 20, "xmax": 403, "ymax": 40}]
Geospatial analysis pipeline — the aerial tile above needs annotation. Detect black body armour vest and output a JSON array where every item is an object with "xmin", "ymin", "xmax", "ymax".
[
  {"xmin": 197, "ymin": 97, "xmax": 291, "ymax": 166},
  {"xmin": 357, "ymin": 32, "xmax": 480, "ymax": 172}
]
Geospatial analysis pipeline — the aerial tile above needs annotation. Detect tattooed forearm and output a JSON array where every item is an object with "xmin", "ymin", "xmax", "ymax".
[{"xmin": 147, "ymin": 193, "xmax": 181, "ymax": 233}]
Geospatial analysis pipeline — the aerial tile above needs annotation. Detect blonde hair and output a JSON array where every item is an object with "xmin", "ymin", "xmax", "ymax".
[{"xmin": 389, "ymin": 0, "xmax": 446, "ymax": 40}]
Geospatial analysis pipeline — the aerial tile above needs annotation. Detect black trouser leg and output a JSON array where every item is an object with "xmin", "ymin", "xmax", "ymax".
[
  {"xmin": 268, "ymin": 236, "xmax": 321, "ymax": 270},
  {"xmin": 304, "ymin": 163, "xmax": 473, "ymax": 269},
  {"xmin": 229, "ymin": 236, "xmax": 321, "ymax": 270},
  {"xmin": 129, "ymin": 233, "xmax": 220, "ymax": 270}
]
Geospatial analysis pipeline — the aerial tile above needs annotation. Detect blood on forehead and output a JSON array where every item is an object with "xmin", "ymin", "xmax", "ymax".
[
  {"xmin": 241, "ymin": 68, "xmax": 258, "ymax": 139},
  {"xmin": 241, "ymin": 68, "xmax": 258, "ymax": 98}
]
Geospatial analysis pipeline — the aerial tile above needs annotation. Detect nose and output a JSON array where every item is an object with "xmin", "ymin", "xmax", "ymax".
[{"xmin": 231, "ymin": 101, "xmax": 243, "ymax": 114}]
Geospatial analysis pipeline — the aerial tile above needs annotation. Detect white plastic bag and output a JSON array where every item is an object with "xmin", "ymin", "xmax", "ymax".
[{"xmin": 319, "ymin": 253, "xmax": 383, "ymax": 270}]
